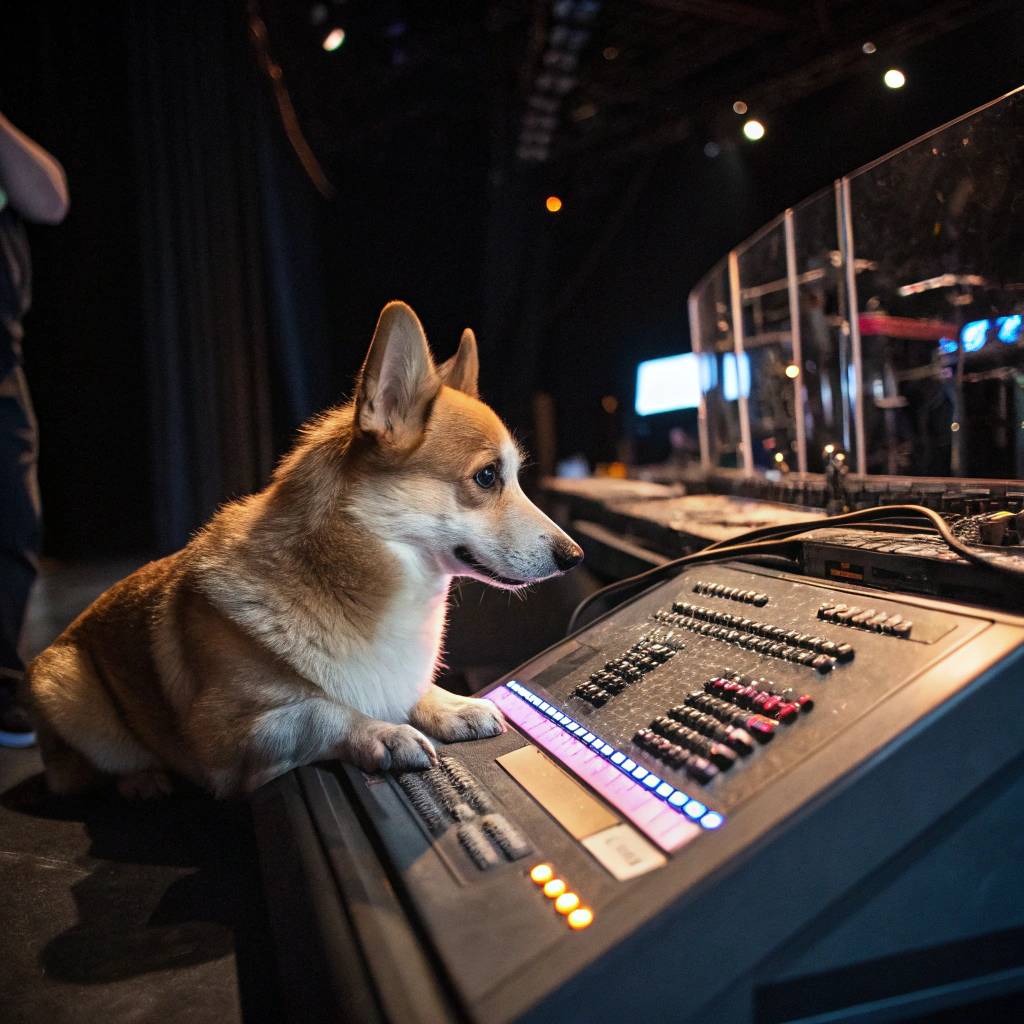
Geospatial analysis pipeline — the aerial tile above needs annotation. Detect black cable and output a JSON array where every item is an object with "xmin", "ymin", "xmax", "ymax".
[{"xmin": 567, "ymin": 504, "xmax": 1024, "ymax": 634}]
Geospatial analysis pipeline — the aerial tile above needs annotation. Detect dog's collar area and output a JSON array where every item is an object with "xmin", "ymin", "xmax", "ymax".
[{"xmin": 453, "ymin": 546, "xmax": 526, "ymax": 587}]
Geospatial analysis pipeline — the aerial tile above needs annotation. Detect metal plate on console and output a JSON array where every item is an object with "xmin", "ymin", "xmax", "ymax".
[{"xmin": 497, "ymin": 745, "xmax": 618, "ymax": 839}]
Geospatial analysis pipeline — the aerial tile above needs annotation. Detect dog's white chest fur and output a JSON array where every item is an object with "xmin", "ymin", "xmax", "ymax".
[
  {"xmin": 241, "ymin": 540, "xmax": 449, "ymax": 724},
  {"xmin": 315, "ymin": 543, "xmax": 450, "ymax": 722}
]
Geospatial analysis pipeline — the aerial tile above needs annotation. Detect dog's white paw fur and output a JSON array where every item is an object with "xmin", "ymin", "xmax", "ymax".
[
  {"xmin": 117, "ymin": 769, "xmax": 174, "ymax": 800},
  {"xmin": 410, "ymin": 687, "xmax": 507, "ymax": 743},
  {"xmin": 343, "ymin": 721, "xmax": 437, "ymax": 774}
]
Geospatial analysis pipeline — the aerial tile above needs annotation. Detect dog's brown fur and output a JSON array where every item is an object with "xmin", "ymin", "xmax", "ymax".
[{"xmin": 24, "ymin": 302, "xmax": 582, "ymax": 798}]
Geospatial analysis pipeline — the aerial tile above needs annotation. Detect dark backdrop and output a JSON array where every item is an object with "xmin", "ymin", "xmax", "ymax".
[{"xmin": 2, "ymin": 2, "xmax": 1024, "ymax": 558}]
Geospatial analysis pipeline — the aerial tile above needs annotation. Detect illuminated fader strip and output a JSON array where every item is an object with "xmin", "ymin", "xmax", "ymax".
[{"xmin": 489, "ymin": 683, "xmax": 724, "ymax": 853}]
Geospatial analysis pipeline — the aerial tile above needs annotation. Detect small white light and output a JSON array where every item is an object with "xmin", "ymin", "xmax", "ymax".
[
  {"xmin": 884, "ymin": 69, "xmax": 905, "ymax": 89},
  {"xmin": 323, "ymin": 27, "xmax": 345, "ymax": 51},
  {"xmin": 743, "ymin": 119, "xmax": 765, "ymax": 141},
  {"xmin": 862, "ymin": 41, "xmax": 876, "ymax": 54}
]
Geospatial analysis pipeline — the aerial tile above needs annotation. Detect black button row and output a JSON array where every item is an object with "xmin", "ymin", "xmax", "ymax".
[
  {"xmin": 650, "ymin": 717, "xmax": 739, "ymax": 770},
  {"xmin": 683, "ymin": 692, "xmax": 778, "ymax": 741},
  {"xmin": 692, "ymin": 581, "xmax": 769, "ymax": 606},
  {"xmin": 665, "ymin": 704, "xmax": 756, "ymax": 756},
  {"xmin": 633, "ymin": 727, "xmax": 720, "ymax": 784},
  {"xmin": 439, "ymin": 754, "xmax": 496, "ymax": 814},
  {"xmin": 817, "ymin": 603, "xmax": 912, "ymax": 638},
  {"xmin": 656, "ymin": 605, "xmax": 853, "ymax": 672},
  {"xmin": 574, "ymin": 633, "xmax": 682, "ymax": 706}
]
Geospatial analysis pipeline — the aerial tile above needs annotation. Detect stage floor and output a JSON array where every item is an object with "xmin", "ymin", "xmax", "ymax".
[{"xmin": 0, "ymin": 559, "xmax": 283, "ymax": 1024}]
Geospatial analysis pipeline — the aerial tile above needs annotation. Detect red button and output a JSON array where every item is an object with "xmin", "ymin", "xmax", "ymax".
[{"xmin": 776, "ymin": 703, "xmax": 800, "ymax": 723}]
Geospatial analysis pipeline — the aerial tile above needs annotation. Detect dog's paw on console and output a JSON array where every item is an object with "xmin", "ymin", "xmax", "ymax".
[
  {"xmin": 410, "ymin": 686, "xmax": 507, "ymax": 743},
  {"xmin": 343, "ymin": 721, "xmax": 438, "ymax": 774}
]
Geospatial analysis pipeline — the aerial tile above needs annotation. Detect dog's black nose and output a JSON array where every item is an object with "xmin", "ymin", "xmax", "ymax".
[{"xmin": 553, "ymin": 538, "xmax": 584, "ymax": 571}]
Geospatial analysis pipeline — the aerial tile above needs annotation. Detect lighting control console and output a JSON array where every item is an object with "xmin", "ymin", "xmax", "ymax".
[{"xmin": 253, "ymin": 560, "xmax": 1024, "ymax": 1024}]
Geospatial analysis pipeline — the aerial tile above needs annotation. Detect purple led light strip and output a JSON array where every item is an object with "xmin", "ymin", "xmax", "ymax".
[{"xmin": 489, "ymin": 682, "xmax": 724, "ymax": 853}]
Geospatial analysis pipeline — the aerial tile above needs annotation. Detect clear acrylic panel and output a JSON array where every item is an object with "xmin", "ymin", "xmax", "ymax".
[
  {"xmin": 790, "ymin": 185, "xmax": 854, "ymax": 473},
  {"xmin": 735, "ymin": 216, "xmax": 799, "ymax": 472},
  {"xmin": 846, "ymin": 86, "xmax": 1024, "ymax": 478},
  {"xmin": 692, "ymin": 259, "xmax": 745, "ymax": 469}
]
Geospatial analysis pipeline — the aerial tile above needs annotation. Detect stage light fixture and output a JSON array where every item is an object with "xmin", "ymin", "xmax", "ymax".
[
  {"xmin": 322, "ymin": 27, "xmax": 345, "ymax": 51},
  {"xmin": 961, "ymin": 320, "xmax": 989, "ymax": 352},
  {"xmin": 862, "ymin": 42, "xmax": 876, "ymax": 54},
  {"xmin": 884, "ymin": 69, "xmax": 905, "ymax": 89},
  {"xmin": 997, "ymin": 315, "xmax": 1022, "ymax": 343},
  {"xmin": 546, "ymin": 196, "xmax": 563, "ymax": 212},
  {"xmin": 732, "ymin": 101, "xmax": 747, "ymax": 115},
  {"xmin": 785, "ymin": 364, "xmax": 800, "ymax": 378},
  {"xmin": 743, "ymin": 120, "xmax": 765, "ymax": 141}
]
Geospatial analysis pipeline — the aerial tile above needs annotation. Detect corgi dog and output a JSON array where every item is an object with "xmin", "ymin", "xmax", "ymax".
[{"xmin": 24, "ymin": 302, "xmax": 583, "ymax": 799}]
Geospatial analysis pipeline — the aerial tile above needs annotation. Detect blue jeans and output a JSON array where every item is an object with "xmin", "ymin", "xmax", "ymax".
[{"xmin": 0, "ymin": 364, "xmax": 41, "ymax": 680}]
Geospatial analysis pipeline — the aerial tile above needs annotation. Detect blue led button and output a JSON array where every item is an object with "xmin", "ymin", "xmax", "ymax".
[{"xmin": 684, "ymin": 800, "xmax": 707, "ymax": 820}]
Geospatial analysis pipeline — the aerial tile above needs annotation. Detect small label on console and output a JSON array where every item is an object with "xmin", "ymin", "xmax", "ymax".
[
  {"xmin": 826, "ymin": 560, "xmax": 864, "ymax": 581},
  {"xmin": 582, "ymin": 824, "xmax": 667, "ymax": 881}
]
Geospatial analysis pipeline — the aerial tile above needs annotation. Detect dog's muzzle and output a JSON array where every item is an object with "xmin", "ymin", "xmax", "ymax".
[{"xmin": 453, "ymin": 546, "xmax": 526, "ymax": 587}]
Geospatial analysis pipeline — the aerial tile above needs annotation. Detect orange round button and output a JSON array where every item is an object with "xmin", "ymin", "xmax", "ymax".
[
  {"xmin": 530, "ymin": 864, "xmax": 554, "ymax": 885},
  {"xmin": 567, "ymin": 907, "xmax": 594, "ymax": 930},
  {"xmin": 542, "ymin": 879, "xmax": 566, "ymax": 899},
  {"xmin": 555, "ymin": 892, "xmax": 580, "ymax": 915}
]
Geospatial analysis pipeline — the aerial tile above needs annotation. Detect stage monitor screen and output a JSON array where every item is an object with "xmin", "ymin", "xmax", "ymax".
[{"xmin": 635, "ymin": 353, "xmax": 701, "ymax": 416}]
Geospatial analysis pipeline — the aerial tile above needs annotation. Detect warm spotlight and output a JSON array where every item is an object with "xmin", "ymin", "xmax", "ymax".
[
  {"xmin": 323, "ymin": 28, "xmax": 345, "ymax": 51},
  {"xmin": 743, "ymin": 120, "xmax": 765, "ymax": 141},
  {"xmin": 785, "ymin": 364, "xmax": 800, "ymax": 378},
  {"xmin": 546, "ymin": 196, "xmax": 563, "ymax": 212},
  {"xmin": 884, "ymin": 69, "xmax": 905, "ymax": 89},
  {"xmin": 732, "ymin": 101, "xmax": 748, "ymax": 115}
]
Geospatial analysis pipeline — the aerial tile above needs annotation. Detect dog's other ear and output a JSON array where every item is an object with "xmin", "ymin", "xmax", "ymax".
[
  {"xmin": 437, "ymin": 328, "xmax": 480, "ymax": 399},
  {"xmin": 356, "ymin": 302, "xmax": 441, "ymax": 447}
]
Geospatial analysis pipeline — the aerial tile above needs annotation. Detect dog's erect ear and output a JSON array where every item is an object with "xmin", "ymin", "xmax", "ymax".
[
  {"xmin": 356, "ymin": 302, "xmax": 441, "ymax": 447},
  {"xmin": 437, "ymin": 328, "xmax": 480, "ymax": 399}
]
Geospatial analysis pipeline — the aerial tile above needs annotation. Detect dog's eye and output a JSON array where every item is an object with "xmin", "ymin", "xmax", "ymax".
[{"xmin": 474, "ymin": 465, "xmax": 497, "ymax": 489}]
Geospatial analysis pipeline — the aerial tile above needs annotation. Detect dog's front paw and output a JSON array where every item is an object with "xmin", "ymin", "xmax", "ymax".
[
  {"xmin": 415, "ymin": 692, "xmax": 507, "ymax": 743},
  {"xmin": 343, "ymin": 721, "xmax": 437, "ymax": 774}
]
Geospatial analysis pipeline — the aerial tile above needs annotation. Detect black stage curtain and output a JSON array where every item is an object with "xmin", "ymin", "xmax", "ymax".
[{"xmin": 128, "ymin": 0, "xmax": 331, "ymax": 554}]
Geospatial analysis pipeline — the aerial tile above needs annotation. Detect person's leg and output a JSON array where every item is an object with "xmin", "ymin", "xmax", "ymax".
[{"xmin": 0, "ymin": 363, "xmax": 41, "ymax": 746}]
